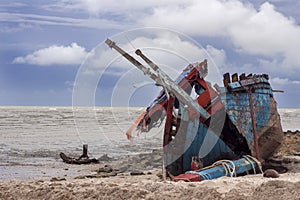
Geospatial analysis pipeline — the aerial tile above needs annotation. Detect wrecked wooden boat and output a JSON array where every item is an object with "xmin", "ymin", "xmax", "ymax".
[{"xmin": 105, "ymin": 39, "xmax": 284, "ymax": 181}]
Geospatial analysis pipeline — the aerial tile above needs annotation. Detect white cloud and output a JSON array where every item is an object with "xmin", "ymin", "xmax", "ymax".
[
  {"xmin": 45, "ymin": 0, "xmax": 300, "ymax": 72},
  {"xmin": 5, "ymin": 0, "xmax": 300, "ymax": 65},
  {"xmin": 0, "ymin": 12, "xmax": 125, "ymax": 32},
  {"xmin": 48, "ymin": 0, "xmax": 186, "ymax": 17},
  {"xmin": 13, "ymin": 43, "xmax": 88, "ymax": 66},
  {"xmin": 64, "ymin": 81, "xmax": 75, "ymax": 87},
  {"xmin": 271, "ymin": 77, "xmax": 290, "ymax": 85},
  {"xmin": 138, "ymin": 1, "xmax": 300, "ymax": 73},
  {"xmin": 205, "ymin": 45, "xmax": 227, "ymax": 68},
  {"xmin": 229, "ymin": 3, "xmax": 300, "ymax": 56},
  {"xmin": 7, "ymin": 0, "xmax": 300, "ymax": 80},
  {"xmin": 142, "ymin": 2, "xmax": 299, "ymax": 53},
  {"xmin": 271, "ymin": 77, "xmax": 300, "ymax": 85},
  {"xmin": 0, "ymin": 2, "xmax": 27, "ymax": 8},
  {"xmin": 82, "ymin": 31, "xmax": 226, "ymax": 80},
  {"xmin": 143, "ymin": 0, "xmax": 253, "ymax": 36}
]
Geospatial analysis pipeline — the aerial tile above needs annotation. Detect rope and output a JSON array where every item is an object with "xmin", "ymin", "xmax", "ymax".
[
  {"xmin": 212, "ymin": 160, "xmax": 236, "ymax": 177},
  {"xmin": 244, "ymin": 155, "xmax": 263, "ymax": 174},
  {"xmin": 185, "ymin": 155, "xmax": 263, "ymax": 181},
  {"xmin": 242, "ymin": 155, "xmax": 256, "ymax": 174},
  {"xmin": 200, "ymin": 173, "xmax": 212, "ymax": 180},
  {"xmin": 206, "ymin": 155, "xmax": 263, "ymax": 178}
]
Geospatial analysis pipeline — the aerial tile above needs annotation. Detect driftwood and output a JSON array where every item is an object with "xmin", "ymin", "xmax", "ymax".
[{"xmin": 60, "ymin": 144, "xmax": 99, "ymax": 164}]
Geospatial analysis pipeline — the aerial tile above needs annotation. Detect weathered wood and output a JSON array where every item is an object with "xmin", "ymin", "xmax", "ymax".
[
  {"xmin": 60, "ymin": 144, "xmax": 99, "ymax": 164},
  {"xmin": 60, "ymin": 152, "xmax": 98, "ymax": 164},
  {"xmin": 78, "ymin": 144, "xmax": 89, "ymax": 160}
]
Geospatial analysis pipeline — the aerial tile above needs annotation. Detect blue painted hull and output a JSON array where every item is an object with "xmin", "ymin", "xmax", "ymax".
[
  {"xmin": 218, "ymin": 79, "xmax": 283, "ymax": 159},
  {"xmin": 173, "ymin": 156, "xmax": 261, "ymax": 182},
  {"xmin": 166, "ymin": 76, "xmax": 283, "ymax": 176}
]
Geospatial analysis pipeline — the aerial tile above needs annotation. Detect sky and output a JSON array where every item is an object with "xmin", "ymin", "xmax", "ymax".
[{"xmin": 0, "ymin": 0, "xmax": 300, "ymax": 108}]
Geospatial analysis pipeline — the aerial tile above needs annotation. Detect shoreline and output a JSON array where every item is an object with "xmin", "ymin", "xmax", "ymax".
[{"xmin": 1, "ymin": 149, "xmax": 300, "ymax": 199}]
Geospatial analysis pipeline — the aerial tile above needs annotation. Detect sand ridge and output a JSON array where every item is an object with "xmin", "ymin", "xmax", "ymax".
[{"xmin": 0, "ymin": 172, "xmax": 300, "ymax": 200}]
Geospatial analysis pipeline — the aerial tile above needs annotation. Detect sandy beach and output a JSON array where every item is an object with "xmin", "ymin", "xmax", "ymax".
[
  {"xmin": 0, "ymin": 107, "xmax": 299, "ymax": 199},
  {"xmin": 1, "ymin": 143, "xmax": 300, "ymax": 200},
  {"xmin": 1, "ymin": 170, "xmax": 300, "ymax": 200}
]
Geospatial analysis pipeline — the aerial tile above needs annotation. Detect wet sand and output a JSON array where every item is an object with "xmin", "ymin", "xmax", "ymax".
[{"xmin": 1, "ymin": 147, "xmax": 300, "ymax": 200}]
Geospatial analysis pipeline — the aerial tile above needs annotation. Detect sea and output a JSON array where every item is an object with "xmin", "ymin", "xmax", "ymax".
[{"xmin": 0, "ymin": 106, "xmax": 299, "ymax": 179}]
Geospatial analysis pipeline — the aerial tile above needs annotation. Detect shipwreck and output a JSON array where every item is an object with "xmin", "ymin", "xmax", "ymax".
[{"xmin": 105, "ymin": 39, "xmax": 284, "ymax": 181}]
